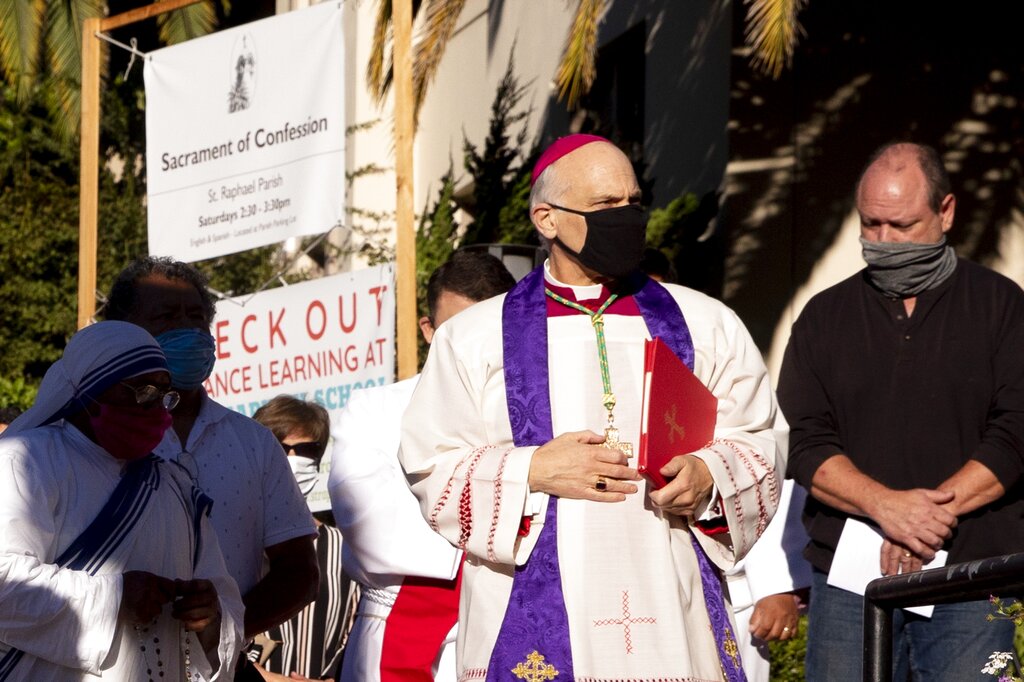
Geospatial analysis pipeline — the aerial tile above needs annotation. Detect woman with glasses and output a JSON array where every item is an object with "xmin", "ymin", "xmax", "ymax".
[
  {"xmin": 247, "ymin": 396, "xmax": 357, "ymax": 682},
  {"xmin": 0, "ymin": 321, "xmax": 244, "ymax": 681}
]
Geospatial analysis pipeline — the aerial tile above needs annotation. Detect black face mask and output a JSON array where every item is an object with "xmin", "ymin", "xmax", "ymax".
[{"xmin": 549, "ymin": 203, "xmax": 648, "ymax": 279}]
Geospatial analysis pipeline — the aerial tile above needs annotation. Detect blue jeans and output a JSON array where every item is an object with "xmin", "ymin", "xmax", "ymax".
[{"xmin": 806, "ymin": 569, "xmax": 1015, "ymax": 681}]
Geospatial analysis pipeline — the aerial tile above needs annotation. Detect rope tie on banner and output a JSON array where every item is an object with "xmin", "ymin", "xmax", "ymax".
[{"xmin": 94, "ymin": 33, "xmax": 148, "ymax": 78}]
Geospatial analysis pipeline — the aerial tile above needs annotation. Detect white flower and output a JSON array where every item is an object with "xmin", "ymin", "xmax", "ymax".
[{"xmin": 983, "ymin": 652, "xmax": 1014, "ymax": 675}]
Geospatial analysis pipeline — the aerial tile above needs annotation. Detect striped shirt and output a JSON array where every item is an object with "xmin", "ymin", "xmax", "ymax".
[{"xmin": 264, "ymin": 524, "xmax": 359, "ymax": 678}]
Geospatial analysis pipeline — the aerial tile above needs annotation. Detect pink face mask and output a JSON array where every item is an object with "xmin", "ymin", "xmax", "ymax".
[{"xmin": 88, "ymin": 403, "xmax": 173, "ymax": 461}]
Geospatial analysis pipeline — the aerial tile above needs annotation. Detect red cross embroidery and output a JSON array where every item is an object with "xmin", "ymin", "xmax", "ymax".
[{"xmin": 593, "ymin": 590, "xmax": 656, "ymax": 654}]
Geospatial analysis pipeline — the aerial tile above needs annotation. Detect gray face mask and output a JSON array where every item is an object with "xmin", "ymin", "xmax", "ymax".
[{"xmin": 859, "ymin": 236, "xmax": 958, "ymax": 298}]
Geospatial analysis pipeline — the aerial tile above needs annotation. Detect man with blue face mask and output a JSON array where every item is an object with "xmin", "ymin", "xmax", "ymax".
[
  {"xmin": 779, "ymin": 142, "xmax": 1024, "ymax": 681},
  {"xmin": 104, "ymin": 258, "xmax": 319, "ymax": 666},
  {"xmin": 399, "ymin": 135, "xmax": 785, "ymax": 680}
]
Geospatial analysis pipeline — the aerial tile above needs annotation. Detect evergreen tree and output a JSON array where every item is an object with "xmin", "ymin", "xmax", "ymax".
[
  {"xmin": 0, "ymin": 86, "xmax": 80, "ymax": 378},
  {"xmin": 461, "ymin": 52, "xmax": 536, "ymax": 247},
  {"xmin": 413, "ymin": 166, "xmax": 458, "ymax": 362}
]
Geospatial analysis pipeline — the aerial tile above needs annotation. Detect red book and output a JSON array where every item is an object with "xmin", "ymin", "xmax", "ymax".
[{"xmin": 637, "ymin": 337, "xmax": 718, "ymax": 489}]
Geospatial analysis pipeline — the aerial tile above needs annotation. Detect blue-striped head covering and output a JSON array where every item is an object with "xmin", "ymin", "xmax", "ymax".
[{"xmin": 1, "ymin": 321, "xmax": 168, "ymax": 439}]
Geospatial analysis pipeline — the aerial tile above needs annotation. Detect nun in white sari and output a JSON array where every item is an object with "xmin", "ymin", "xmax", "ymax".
[{"xmin": 0, "ymin": 321, "xmax": 243, "ymax": 681}]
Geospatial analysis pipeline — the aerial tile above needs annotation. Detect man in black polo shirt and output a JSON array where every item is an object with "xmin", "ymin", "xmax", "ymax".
[{"xmin": 779, "ymin": 142, "xmax": 1024, "ymax": 681}]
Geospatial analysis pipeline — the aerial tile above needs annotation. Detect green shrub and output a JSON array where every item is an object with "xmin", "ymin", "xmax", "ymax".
[
  {"xmin": 769, "ymin": 614, "xmax": 807, "ymax": 681},
  {"xmin": 0, "ymin": 375, "xmax": 37, "ymax": 409}
]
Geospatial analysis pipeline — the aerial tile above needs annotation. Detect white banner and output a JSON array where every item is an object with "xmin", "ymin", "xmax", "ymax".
[
  {"xmin": 205, "ymin": 265, "xmax": 395, "ymax": 513},
  {"xmin": 206, "ymin": 266, "xmax": 395, "ymax": 417},
  {"xmin": 144, "ymin": 2, "xmax": 345, "ymax": 262}
]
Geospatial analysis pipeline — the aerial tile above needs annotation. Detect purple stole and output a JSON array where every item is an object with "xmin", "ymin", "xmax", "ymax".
[{"xmin": 489, "ymin": 266, "xmax": 745, "ymax": 681}]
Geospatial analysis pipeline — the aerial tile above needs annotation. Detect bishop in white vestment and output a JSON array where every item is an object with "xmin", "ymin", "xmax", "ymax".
[{"xmin": 399, "ymin": 136, "xmax": 785, "ymax": 681}]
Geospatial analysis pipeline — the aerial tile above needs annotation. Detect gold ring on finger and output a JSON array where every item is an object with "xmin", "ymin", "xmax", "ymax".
[{"xmin": 595, "ymin": 476, "xmax": 608, "ymax": 491}]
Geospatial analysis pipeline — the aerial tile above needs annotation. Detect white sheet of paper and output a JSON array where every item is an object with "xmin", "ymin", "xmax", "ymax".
[{"xmin": 827, "ymin": 518, "xmax": 947, "ymax": 618}]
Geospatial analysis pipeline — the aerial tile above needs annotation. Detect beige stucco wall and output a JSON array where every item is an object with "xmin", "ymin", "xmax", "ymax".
[{"xmin": 278, "ymin": 0, "xmax": 733, "ymax": 272}]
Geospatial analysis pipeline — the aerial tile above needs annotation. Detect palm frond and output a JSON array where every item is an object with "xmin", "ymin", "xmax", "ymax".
[
  {"xmin": 411, "ymin": 0, "xmax": 465, "ymax": 120},
  {"xmin": 41, "ymin": 71, "xmax": 79, "ymax": 142},
  {"xmin": 45, "ymin": 0, "xmax": 104, "ymax": 76},
  {"xmin": 157, "ymin": 1, "xmax": 218, "ymax": 45},
  {"xmin": 554, "ymin": 0, "xmax": 605, "ymax": 109},
  {"xmin": 0, "ymin": 0, "xmax": 45, "ymax": 100},
  {"xmin": 43, "ymin": 0, "xmax": 103, "ymax": 141},
  {"xmin": 744, "ymin": 0, "xmax": 806, "ymax": 79},
  {"xmin": 367, "ymin": 0, "xmax": 393, "ymax": 104}
]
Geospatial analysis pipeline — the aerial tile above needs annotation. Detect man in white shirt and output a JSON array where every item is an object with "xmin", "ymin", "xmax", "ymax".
[
  {"xmin": 105, "ymin": 258, "xmax": 319, "ymax": 645},
  {"xmin": 329, "ymin": 250, "xmax": 515, "ymax": 682}
]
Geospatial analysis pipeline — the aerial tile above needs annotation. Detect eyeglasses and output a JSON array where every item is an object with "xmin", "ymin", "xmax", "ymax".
[
  {"xmin": 279, "ymin": 441, "xmax": 322, "ymax": 459},
  {"xmin": 120, "ymin": 382, "xmax": 181, "ymax": 411}
]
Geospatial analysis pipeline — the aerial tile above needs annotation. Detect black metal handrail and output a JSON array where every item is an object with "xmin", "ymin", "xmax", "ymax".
[{"xmin": 862, "ymin": 551, "xmax": 1024, "ymax": 681}]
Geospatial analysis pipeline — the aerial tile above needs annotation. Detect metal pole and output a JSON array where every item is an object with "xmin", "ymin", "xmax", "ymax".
[
  {"xmin": 863, "ymin": 599, "xmax": 892, "ymax": 682},
  {"xmin": 862, "ymin": 552, "xmax": 1024, "ymax": 681}
]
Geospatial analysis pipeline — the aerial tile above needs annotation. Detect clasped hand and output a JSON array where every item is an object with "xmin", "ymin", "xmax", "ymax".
[
  {"xmin": 529, "ymin": 432, "xmax": 713, "ymax": 516},
  {"xmin": 648, "ymin": 454, "xmax": 714, "ymax": 517},
  {"xmin": 119, "ymin": 570, "xmax": 220, "ymax": 632},
  {"xmin": 873, "ymin": 488, "xmax": 957, "ymax": 575},
  {"xmin": 529, "ymin": 431, "xmax": 640, "ymax": 501}
]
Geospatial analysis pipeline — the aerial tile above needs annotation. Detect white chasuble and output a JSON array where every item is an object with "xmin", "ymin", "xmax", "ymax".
[{"xmin": 400, "ymin": 276, "xmax": 785, "ymax": 681}]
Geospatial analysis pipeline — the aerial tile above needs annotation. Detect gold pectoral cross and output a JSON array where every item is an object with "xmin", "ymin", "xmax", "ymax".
[{"xmin": 603, "ymin": 426, "xmax": 633, "ymax": 457}]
